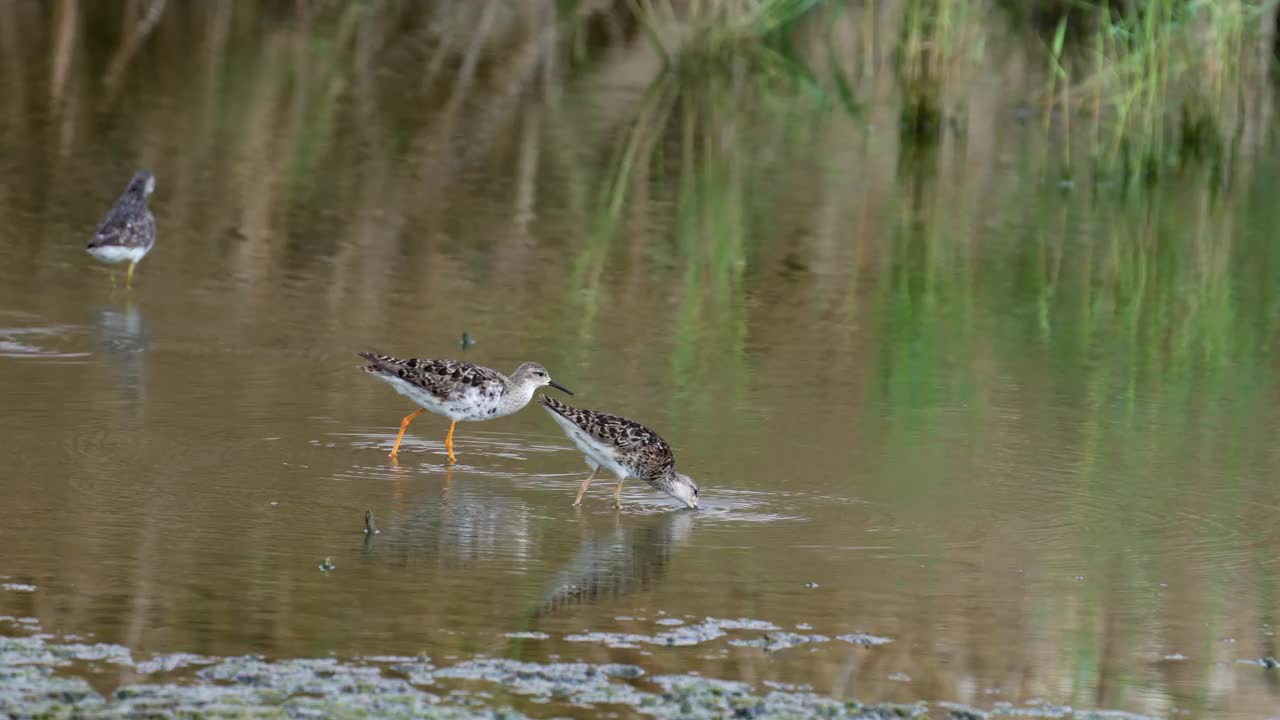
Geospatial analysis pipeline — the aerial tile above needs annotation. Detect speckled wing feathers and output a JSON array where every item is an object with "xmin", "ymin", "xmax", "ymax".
[
  {"xmin": 89, "ymin": 191, "xmax": 154, "ymax": 250},
  {"xmin": 358, "ymin": 352, "xmax": 505, "ymax": 401},
  {"xmin": 538, "ymin": 395, "xmax": 675, "ymax": 479}
]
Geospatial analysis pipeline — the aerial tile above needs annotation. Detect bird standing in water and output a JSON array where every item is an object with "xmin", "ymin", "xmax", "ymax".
[
  {"xmin": 538, "ymin": 395, "xmax": 700, "ymax": 510},
  {"xmin": 86, "ymin": 170, "xmax": 156, "ymax": 288},
  {"xmin": 358, "ymin": 352, "xmax": 572, "ymax": 464}
]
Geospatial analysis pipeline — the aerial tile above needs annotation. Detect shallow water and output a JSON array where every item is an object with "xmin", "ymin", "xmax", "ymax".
[{"xmin": 2, "ymin": 4, "xmax": 1280, "ymax": 719}]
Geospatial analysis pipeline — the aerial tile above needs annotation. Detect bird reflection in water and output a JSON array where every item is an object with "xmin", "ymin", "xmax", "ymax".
[
  {"xmin": 535, "ymin": 510, "xmax": 695, "ymax": 616},
  {"xmin": 364, "ymin": 465, "xmax": 451, "ymax": 554},
  {"xmin": 368, "ymin": 474, "xmax": 536, "ymax": 569},
  {"xmin": 91, "ymin": 300, "xmax": 150, "ymax": 403}
]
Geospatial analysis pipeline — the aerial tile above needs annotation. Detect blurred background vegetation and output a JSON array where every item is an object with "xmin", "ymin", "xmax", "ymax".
[
  {"xmin": 3, "ymin": 3, "xmax": 1280, "ymax": 716},
  {"xmin": 4, "ymin": 0, "xmax": 1279, "ymax": 470},
  {"xmin": 9, "ymin": 0, "xmax": 1280, "ymax": 191}
]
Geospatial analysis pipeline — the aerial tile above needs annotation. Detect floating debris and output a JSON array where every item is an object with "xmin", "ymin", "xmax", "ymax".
[
  {"xmin": 134, "ymin": 653, "xmax": 216, "ymax": 675},
  {"xmin": 990, "ymin": 700, "xmax": 1079, "ymax": 717},
  {"xmin": 199, "ymin": 656, "xmax": 416, "ymax": 697},
  {"xmin": 650, "ymin": 675, "xmax": 927, "ymax": 719},
  {"xmin": 319, "ymin": 557, "xmax": 336, "ymax": 574},
  {"xmin": 1237, "ymin": 657, "xmax": 1279, "ymax": 669},
  {"xmin": 939, "ymin": 702, "xmax": 989, "ymax": 719},
  {"xmin": 2, "ymin": 583, "xmax": 36, "ymax": 593},
  {"xmin": 805, "ymin": 581, "xmax": 819, "ymax": 589},
  {"xmin": 503, "ymin": 631, "xmax": 549, "ymax": 640},
  {"xmin": 705, "ymin": 618, "xmax": 780, "ymax": 631},
  {"xmin": 434, "ymin": 659, "xmax": 644, "ymax": 703},
  {"xmin": 561, "ymin": 631, "xmax": 650, "ymax": 649},
  {"xmin": 837, "ymin": 632, "xmax": 894, "ymax": 647},
  {"xmin": 763, "ymin": 679, "xmax": 814, "ymax": 692},
  {"xmin": 360, "ymin": 655, "xmax": 421, "ymax": 664},
  {"xmin": 365, "ymin": 510, "xmax": 381, "ymax": 535},
  {"xmin": 56, "ymin": 643, "xmax": 134, "ymax": 666},
  {"xmin": 461, "ymin": 332, "xmax": 476, "ymax": 350},
  {"xmin": 0, "ymin": 635, "xmax": 132, "ymax": 668},
  {"xmin": 388, "ymin": 656, "xmax": 436, "ymax": 685},
  {"xmin": 566, "ymin": 617, "xmax": 783, "ymax": 649},
  {"xmin": 728, "ymin": 632, "xmax": 830, "ymax": 652}
]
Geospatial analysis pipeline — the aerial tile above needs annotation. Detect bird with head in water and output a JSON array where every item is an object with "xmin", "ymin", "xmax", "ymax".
[
  {"xmin": 358, "ymin": 353, "xmax": 572, "ymax": 464},
  {"xmin": 86, "ymin": 170, "xmax": 156, "ymax": 288},
  {"xmin": 538, "ymin": 395, "xmax": 700, "ymax": 510}
]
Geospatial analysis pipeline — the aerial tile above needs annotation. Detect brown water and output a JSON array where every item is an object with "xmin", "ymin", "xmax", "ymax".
[{"xmin": 3, "ymin": 4, "xmax": 1280, "ymax": 718}]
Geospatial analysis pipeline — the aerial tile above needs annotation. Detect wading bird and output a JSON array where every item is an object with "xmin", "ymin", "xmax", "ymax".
[
  {"xmin": 539, "ymin": 395, "xmax": 699, "ymax": 510},
  {"xmin": 358, "ymin": 352, "xmax": 572, "ymax": 464},
  {"xmin": 86, "ymin": 171, "xmax": 156, "ymax": 288}
]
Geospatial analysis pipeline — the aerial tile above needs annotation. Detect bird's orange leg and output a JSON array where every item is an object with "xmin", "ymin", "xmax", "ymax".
[
  {"xmin": 389, "ymin": 408, "xmax": 425, "ymax": 461},
  {"xmin": 444, "ymin": 420, "xmax": 457, "ymax": 465},
  {"xmin": 573, "ymin": 466, "xmax": 599, "ymax": 506}
]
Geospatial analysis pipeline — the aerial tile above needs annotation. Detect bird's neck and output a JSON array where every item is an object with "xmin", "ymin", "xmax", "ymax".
[{"xmin": 501, "ymin": 381, "xmax": 537, "ymax": 413}]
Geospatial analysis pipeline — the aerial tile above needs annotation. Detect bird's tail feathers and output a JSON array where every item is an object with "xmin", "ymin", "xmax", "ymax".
[
  {"xmin": 537, "ymin": 393, "xmax": 571, "ymax": 415},
  {"xmin": 357, "ymin": 351, "xmax": 403, "ymax": 376}
]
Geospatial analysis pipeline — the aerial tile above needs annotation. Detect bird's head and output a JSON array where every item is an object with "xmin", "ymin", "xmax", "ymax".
[
  {"xmin": 511, "ymin": 362, "xmax": 572, "ymax": 395},
  {"xmin": 129, "ymin": 170, "xmax": 156, "ymax": 197},
  {"xmin": 670, "ymin": 472, "xmax": 700, "ymax": 510}
]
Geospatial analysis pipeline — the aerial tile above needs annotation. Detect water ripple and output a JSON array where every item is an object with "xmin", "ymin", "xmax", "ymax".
[{"xmin": 0, "ymin": 324, "xmax": 89, "ymax": 360}]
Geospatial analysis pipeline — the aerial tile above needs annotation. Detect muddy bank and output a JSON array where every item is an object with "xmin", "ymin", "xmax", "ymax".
[{"xmin": 0, "ymin": 624, "xmax": 1158, "ymax": 720}]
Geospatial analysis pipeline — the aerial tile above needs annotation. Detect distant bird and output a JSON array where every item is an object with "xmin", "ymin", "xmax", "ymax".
[
  {"xmin": 86, "ymin": 170, "xmax": 156, "ymax": 288},
  {"xmin": 538, "ymin": 396, "xmax": 699, "ymax": 510},
  {"xmin": 358, "ymin": 352, "xmax": 572, "ymax": 464}
]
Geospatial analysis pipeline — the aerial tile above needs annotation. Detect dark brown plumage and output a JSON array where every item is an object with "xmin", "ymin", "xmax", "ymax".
[
  {"xmin": 539, "ymin": 395, "xmax": 675, "ymax": 478},
  {"xmin": 86, "ymin": 170, "xmax": 156, "ymax": 287},
  {"xmin": 359, "ymin": 354, "xmax": 507, "ymax": 402},
  {"xmin": 539, "ymin": 395, "xmax": 699, "ymax": 509}
]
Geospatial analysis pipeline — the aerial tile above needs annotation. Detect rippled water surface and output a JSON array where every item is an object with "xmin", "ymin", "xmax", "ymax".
[{"xmin": 2, "ymin": 4, "xmax": 1280, "ymax": 718}]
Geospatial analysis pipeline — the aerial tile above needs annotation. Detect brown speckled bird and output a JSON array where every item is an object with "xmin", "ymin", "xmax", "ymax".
[
  {"xmin": 86, "ymin": 170, "xmax": 156, "ymax": 288},
  {"xmin": 358, "ymin": 352, "xmax": 572, "ymax": 464},
  {"xmin": 539, "ymin": 395, "xmax": 700, "ymax": 510}
]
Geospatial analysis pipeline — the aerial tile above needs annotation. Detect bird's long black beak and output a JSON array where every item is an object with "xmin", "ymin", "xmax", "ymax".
[{"xmin": 548, "ymin": 380, "xmax": 573, "ymax": 395}]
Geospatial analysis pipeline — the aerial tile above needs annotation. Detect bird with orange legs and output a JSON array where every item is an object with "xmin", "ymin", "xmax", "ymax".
[{"xmin": 358, "ymin": 352, "xmax": 572, "ymax": 464}]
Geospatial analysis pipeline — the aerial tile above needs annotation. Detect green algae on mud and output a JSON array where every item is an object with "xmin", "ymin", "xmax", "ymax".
[
  {"xmin": 1, "ymin": 631, "xmax": 918, "ymax": 719},
  {"xmin": 0, "ymin": 630, "xmax": 1166, "ymax": 720}
]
